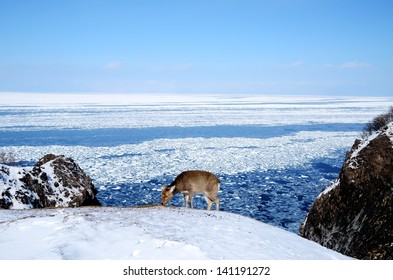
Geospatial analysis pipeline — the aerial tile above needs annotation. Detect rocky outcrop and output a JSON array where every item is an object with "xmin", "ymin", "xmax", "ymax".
[
  {"xmin": 301, "ymin": 122, "xmax": 393, "ymax": 259},
  {"xmin": 0, "ymin": 154, "xmax": 101, "ymax": 209}
]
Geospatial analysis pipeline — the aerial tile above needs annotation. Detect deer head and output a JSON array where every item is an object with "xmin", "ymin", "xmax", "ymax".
[{"xmin": 161, "ymin": 184, "xmax": 176, "ymax": 205}]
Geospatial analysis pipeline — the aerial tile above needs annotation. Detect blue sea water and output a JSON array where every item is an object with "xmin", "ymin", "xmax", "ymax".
[
  {"xmin": 0, "ymin": 123, "xmax": 360, "ymax": 147},
  {"xmin": 2, "ymin": 96, "xmax": 390, "ymax": 233},
  {"xmin": 1, "ymin": 124, "xmax": 360, "ymax": 233}
]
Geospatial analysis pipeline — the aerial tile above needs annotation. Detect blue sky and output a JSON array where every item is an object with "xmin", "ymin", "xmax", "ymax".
[{"xmin": 1, "ymin": 0, "xmax": 392, "ymax": 96}]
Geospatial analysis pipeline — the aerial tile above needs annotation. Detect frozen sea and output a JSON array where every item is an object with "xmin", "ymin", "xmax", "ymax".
[{"xmin": 1, "ymin": 93, "xmax": 393, "ymax": 233}]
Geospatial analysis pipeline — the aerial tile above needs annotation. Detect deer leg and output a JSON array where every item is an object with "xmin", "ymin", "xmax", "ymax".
[
  {"xmin": 215, "ymin": 198, "xmax": 220, "ymax": 211},
  {"xmin": 207, "ymin": 200, "xmax": 212, "ymax": 211},
  {"xmin": 205, "ymin": 195, "xmax": 213, "ymax": 210},
  {"xmin": 183, "ymin": 194, "xmax": 189, "ymax": 208},
  {"xmin": 205, "ymin": 193, "xmax": 220, "ymax": 211},
  {"xmin": 189, "ymin": 192, "xmax": 194, "ymax": 209},
  {"xmin": 214, "ymin": 183, "xmax": 220, "ymax": 211}
]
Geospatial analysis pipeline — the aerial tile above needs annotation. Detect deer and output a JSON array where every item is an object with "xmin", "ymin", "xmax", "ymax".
[{"xmin": 161, "ymin": 170, "xmax": 220, "ymax": 211}]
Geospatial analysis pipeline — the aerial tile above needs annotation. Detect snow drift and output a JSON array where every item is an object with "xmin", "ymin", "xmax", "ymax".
[{"xmin": 0, "ymin": 206, "xmax": 349, "ymax": 260}]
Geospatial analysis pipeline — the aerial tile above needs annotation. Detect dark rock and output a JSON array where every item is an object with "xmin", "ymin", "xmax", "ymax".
[
  {"xmin": 301, "ymin": 122, "xmax": 393, "ymax": 259},
  {"xmin": 36, "ymin": 153, "xmax": 57, "ymax": 166},
  {"xmin": 0, "ymin": 154, "xmax": 101, "ymax": 209}
]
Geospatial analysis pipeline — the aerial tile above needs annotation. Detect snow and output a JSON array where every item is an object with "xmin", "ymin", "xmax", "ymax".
[
  {"xmin": 319, "ymin": 122, "xmax": 393, "ymax": 198},
  {"xmin": 1, "ymin": 94, "xmax": 392, "ymax": 260},
  {"xmin": 350, "ymin": 132, "xmax": 379, "ymax": 161},
  {"xmin": 3, "ymin": 131, "xmax": 357, "ymax": 185},
  {"xmin": 318, "ymin": 179, "xmax": 340, "ymax": 198},
  {"xmin": 348, "ymin": 122, "xmax": 393, "ymax": 169},
  {"xmin": 1, "ymin": 94, "xmax": 392, "ymax": 131},
  {"xmin": 0, "ymin": 165, "xmax": 35, "ymax": 209},
  {"xmin": 1, "ymin": 92, "xmax": 392, "ymax": 106},
  {"xmin": 0, "ymin": 157, "xmax": 88, "ymax": 209},
  {"xmin": 0, "ymin": 206, "xmax": 350, "ymax": 260}
]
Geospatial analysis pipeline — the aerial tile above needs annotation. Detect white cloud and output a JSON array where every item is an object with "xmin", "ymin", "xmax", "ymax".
[
  {"xmin": 325, "ymin": 61, "xmax": 371, "ymax": 69},
  {"xmin": 340, "ymin": 61, "xmax": 370, "ymax": 69},
  {"xmin": 150, "ymin": 63, "xmax": 193, "ymax": 72},
  {"xmin": 103, "ymin": 61, "xmax": 123, "ymax": 70},
  {"xmin": 277, "ymin": 61, "xmax": 304, "ymax": 70},
  {"xmin": 289, "ymin": 60, "xmax": 304, "ymax": 67},
  {"xmin": 173, "ymin": 63, "xmax": 193, "ymax": 71}
]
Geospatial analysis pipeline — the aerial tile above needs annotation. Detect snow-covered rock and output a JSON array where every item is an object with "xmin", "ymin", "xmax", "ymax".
[
  {"xmin": 0, "ymin": 154, "xmax": 101, "ymax": 209},
  {"xmin": 301, "ymin": 122, "xmax": 393, "ymax": 259},
  {"xmin": 0, "ymin": 206, "xmax": 349, "ymax": 260}
]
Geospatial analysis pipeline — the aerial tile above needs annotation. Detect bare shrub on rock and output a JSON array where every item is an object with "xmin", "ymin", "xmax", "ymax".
[{"xmin": 363, "ymin": 106, "xmax": 393, "ymax": 137}]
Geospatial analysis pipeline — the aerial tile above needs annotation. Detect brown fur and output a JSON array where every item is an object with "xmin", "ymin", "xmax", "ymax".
[{"xmin": 161, "ymin": 170, "xmax": 220, "ymax": 210}]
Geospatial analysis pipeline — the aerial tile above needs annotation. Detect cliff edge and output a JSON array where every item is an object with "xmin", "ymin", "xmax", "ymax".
[{"xmin": 301, "ymin": 122, "xmax": 393, "ymax": 259}]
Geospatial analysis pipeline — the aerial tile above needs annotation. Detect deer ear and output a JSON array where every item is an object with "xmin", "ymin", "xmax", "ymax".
[
  {"xmin": 162, "ymin": 184, "xmax": 167, "ymax": 189},
  {"xmin": 169, "ymin": 185, "xmax": 176, "ymax": 193}
]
